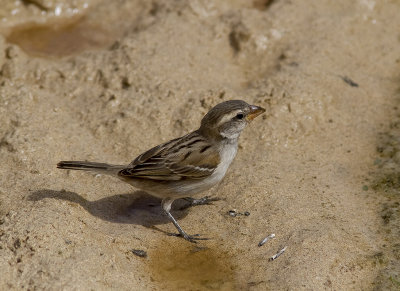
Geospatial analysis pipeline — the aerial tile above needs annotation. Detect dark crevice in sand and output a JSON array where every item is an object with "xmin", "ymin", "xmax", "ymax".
[{"xmin": 370, "ymin": 94, "xmax": 400, "ymax": 289}]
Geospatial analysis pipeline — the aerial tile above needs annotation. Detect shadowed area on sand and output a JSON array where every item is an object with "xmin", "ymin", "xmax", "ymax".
[{"xmin": 28, "ymin": 189, "xmax": 216, "ymax": 227}]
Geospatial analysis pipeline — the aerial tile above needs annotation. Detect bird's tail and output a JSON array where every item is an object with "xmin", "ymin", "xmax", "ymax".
[{"xmin": 57, "ymin": 161, "xmax": 126, "ymax": 175}]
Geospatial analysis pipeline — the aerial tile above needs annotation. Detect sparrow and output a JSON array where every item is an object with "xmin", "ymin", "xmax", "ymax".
[{"xmin": 57, "ymin": 100, "xmax": 265, "ymax": 242}]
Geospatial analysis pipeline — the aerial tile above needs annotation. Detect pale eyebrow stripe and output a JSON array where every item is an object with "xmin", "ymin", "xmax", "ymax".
[{"xmin": 216, "ymin": 110, "xmax": 242, "ymax": 126}]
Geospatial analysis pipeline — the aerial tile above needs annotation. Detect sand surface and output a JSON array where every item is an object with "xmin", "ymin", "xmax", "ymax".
[{"xmin": 0, "ymin": 0, "xmax": 399, "ymax": 290}]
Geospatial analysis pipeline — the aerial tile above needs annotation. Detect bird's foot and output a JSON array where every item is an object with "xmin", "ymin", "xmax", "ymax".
[
  {"xmin": 180, "ymin": 196, "xmax": 220, "ymax": 210},
  {"xmin": 167, "ymin": 232, "xmax": 210, "ymax": 243}
]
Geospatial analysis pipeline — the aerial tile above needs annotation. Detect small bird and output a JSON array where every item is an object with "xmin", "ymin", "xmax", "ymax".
[{"xmin": 57, "ymin": 100, "xmax": 265, "ymax": 242}]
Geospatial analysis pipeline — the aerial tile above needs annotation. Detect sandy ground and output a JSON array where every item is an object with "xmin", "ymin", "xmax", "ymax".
[{"xmin": 0, "ymin": 0, "xmax": 399, "ymax": 290}]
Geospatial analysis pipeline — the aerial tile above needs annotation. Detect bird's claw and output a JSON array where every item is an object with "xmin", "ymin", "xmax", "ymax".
[
  {"xmin": 180, "ymin": 196, "xmax": 221, "ymax": 210},
  {"xmin": 167, "ymin": 232, "xmax": 210, "ymax": 243}
]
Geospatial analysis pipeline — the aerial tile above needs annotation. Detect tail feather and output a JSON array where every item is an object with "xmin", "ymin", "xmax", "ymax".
[{"xmin": 57, "ymin": 161, "xmax": 126, "ymax": 175}]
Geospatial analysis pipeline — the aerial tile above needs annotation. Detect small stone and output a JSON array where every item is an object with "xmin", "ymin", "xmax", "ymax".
[
  {"xmin": 131, "ymin": 249, "xmax": 147, "ymax": 258},
  {"xmin": 228, "ymin": 210, "xmax": 237, "ymax": 217}
]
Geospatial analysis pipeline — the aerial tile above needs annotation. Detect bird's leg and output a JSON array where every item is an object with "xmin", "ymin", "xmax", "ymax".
[
  {"xmin": 161, "ymin": 198, "xmax": 208, "ymax": 243},
  {"xmin": 180, "ymin": 196, "xmax": 221, "ymax": 210}
]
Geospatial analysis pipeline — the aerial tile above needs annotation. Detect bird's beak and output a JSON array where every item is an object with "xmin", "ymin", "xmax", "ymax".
[{"xmin": 246, "ymin": 105, "xmax": 266, "ymax": 121}]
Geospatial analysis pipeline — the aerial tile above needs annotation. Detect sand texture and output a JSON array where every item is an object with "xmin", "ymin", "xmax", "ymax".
[{"xmin": 0, "ymin": 0, "xmax": 399, "ymax": 290}]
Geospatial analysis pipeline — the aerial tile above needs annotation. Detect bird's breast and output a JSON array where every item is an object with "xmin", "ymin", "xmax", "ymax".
[
  {"xmin": 199, "ymin": 141, "xmax": 238, "ymax": 188},
  {"xmin": 168, "ymin": 141, "xmax": 238, "ymax": 196},
  {"xmin": 215, "ymin": 141, "xmax": 238, "ymax": 175}
]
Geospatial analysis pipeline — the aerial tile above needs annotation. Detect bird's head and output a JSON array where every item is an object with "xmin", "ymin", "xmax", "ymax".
[{"xmin": 199, "ymin": 100, "xmax": 265, "ymax": 140}]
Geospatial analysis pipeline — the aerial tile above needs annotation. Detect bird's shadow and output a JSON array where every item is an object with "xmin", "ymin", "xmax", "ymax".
[{"xmin": 28, "ymin": 189, "xmax": 193, "ymax": 227}]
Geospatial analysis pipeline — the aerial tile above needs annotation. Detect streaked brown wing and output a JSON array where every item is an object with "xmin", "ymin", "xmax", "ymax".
[
  {"xmin": 128, "ymin": 136, "xmax": 182, "ymax": 167},
  {"xmin": 118, "ymin": 131, "xmax": 220, "ymax": 181}
]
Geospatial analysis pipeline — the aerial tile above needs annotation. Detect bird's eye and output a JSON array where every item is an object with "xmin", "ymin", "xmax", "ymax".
[{"xmin": 236, "ymin": 113, "xmax": 244, "ymax": 120}]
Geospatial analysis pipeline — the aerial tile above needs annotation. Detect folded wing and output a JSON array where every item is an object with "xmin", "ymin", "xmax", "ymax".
[{"xmin": 118, "ymin": 131, "xmax": 220, "ymax": 181}]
